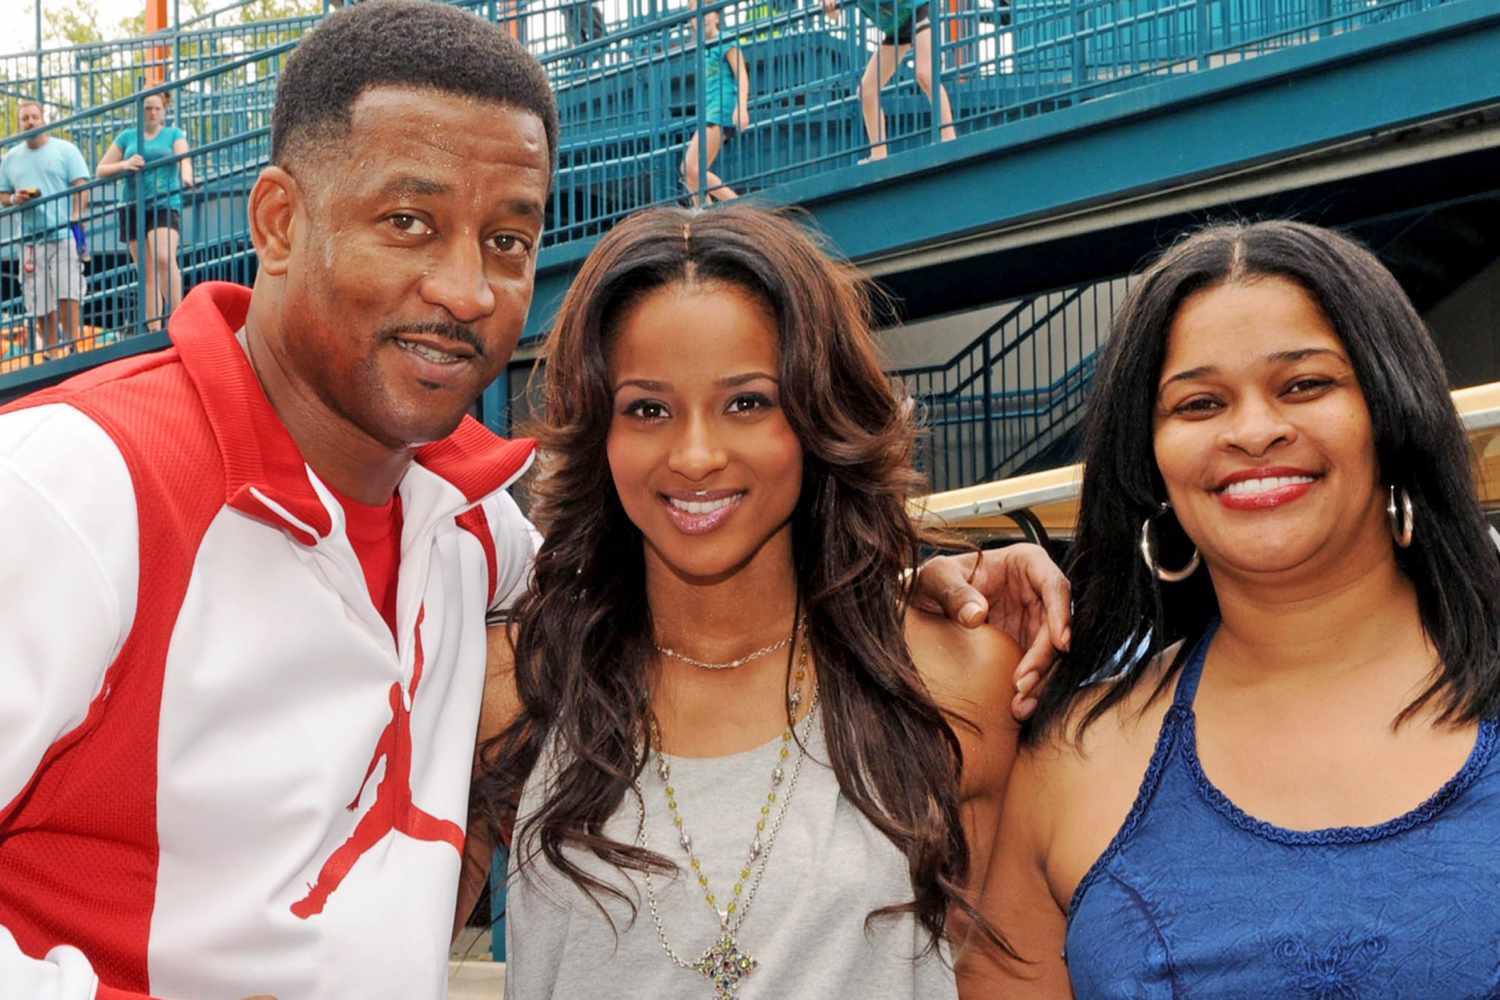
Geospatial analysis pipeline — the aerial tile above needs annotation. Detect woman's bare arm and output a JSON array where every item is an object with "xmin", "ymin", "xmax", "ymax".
[
  {"xmin": 966, "ymin": 744, "xmax": 1074, "ymax": 997},
  {"xmin": 453, "ymin": 625, "xmax": 521, "ymax": 942},
  {"xmin": 904, "ymin": 611, "xmax": 1040, "ymax": 995},
  {"xmin": 173, "ymin": 137, "xmax": 194, "ymax": 187}
]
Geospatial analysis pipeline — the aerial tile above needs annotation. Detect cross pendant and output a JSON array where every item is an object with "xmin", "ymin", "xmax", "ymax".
[{"xmin": 692, "ymin": 932, "xmax": 758, "ymax": 999}]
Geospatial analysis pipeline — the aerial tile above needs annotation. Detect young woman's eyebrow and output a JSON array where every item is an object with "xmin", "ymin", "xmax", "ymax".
[
  {"xmin": 718, "ymin": 371, "xmax": 778, "ymax": 388},
  {"xmin": 613, "ymin": 378, "xmax": 670, "ymax": 394}
]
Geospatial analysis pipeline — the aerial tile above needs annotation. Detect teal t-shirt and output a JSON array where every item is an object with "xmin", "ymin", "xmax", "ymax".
[
  {"xmin": 114, "ymin": 125, "xmax": 187, "ymax": 212},
  {"xmin": 702, "ymin": 39, "xmax": 741, "ymax": 128},
  {"xmin": 854, "ymin": 0, "xmax": 918, "ymax": 35},
  {"xmin": 0, "ymin": 137, "xmax": 90, "ymax": 238}
]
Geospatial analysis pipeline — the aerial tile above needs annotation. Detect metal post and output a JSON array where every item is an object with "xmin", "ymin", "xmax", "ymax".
[
  {"xmin": 1070, "ymin": 0, "xmax": 1085, "ymax": 93},
  {"xmin": 1196, "ymin": 0, "xmax": 1210, "ymax": 71},
  {"xmin": 489, "ymin": 846, "xmax": 509, "ymax": 961},
  {"xmin": 694, "ymin": 1, "xmax": 708, "ymax": 204},
  {"xmin": 480, "ymin": 369, "xmax": 511, "ymax": 435},
  {"xmin": 134, "ymin": 90, "xmax": 147, "ymax": 337},
  {"xmin": 35, "ymin": 0, "xmax": 44, "ymax": 106},
  {"xmin": 929, "ymin": 0, "xmax": 941, "ymax": 144},
  {"xmin": 173, "ymin": 0, "xmax": 182, "ymax": 83},
  {"xmin": 981, "ymin": 327, "xmax": 994, "ymax": 482}
]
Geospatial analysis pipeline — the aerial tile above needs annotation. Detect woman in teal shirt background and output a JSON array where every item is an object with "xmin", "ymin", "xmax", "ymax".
[
  {"xmin": 682, "ymin": 1, "xmax": 749, "ymax": 206},
  {"xmin": 98, "ymin": 91, "xmax": 194, "ymax": 330}
]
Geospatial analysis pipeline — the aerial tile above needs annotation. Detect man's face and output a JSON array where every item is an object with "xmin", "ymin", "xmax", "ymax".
[
  {"xmin": 279, "ymin": 86, "xmax": 550, "ymax": 451},
  {"xmin": 17, "ymin": 103, "xmax": 46, "ymax": 147}
]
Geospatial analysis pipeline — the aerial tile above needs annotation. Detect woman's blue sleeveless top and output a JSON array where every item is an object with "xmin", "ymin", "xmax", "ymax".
[{"xmin": 1066, "ymin": 623, "xmax": 1500, "ymax": 998}]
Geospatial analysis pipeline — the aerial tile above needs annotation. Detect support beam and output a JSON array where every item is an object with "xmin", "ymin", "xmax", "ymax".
[{"xmin": 146, "ymin": 0, "xmax": 170, "ymax": 85}]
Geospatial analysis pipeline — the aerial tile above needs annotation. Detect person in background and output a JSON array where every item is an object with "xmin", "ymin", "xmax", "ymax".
[
  {"xmin": 822, "ymin": 0, "xmax": 956, "ymax": 162},
  {"xmin": 98, "ymin": 90, "xmax": 195, "ymax": 331},
  {"xmin": 682, "ymin": 0, "xmax": 750, "ymax": 205},
  {"xmin": 0, "ymin": 99, "xmax": 90, "ymax": 358},
  {"xmin": 563, "ymin": 0, "xmax": 608, "ymax": 68},
  {"xmin": 986, "ymin": 221, "xmax": 1500, "ymax": 996}
]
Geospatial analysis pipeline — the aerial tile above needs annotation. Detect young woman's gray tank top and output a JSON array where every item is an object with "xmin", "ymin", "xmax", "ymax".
[{"xmin": 503, "ymin": 718, "xmax": 958, "ymax": 999}]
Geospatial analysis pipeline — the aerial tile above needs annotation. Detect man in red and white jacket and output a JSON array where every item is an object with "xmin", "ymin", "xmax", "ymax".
[{"xmin": 0, "ymin": 4, "xmax": 559, "ymax": 997}]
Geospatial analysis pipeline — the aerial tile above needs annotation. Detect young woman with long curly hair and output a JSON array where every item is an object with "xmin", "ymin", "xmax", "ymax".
[{"xmin": 468, "ymin": 204, "xmax": 1022, "ymax": 998}]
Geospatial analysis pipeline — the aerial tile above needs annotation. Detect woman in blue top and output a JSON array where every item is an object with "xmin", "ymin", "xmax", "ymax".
[
  {"xmin": 98, "ymin": 91, "xmax": 195, "ymax": 329},
  {"xmin": 982, "ymin": 221, "xmax": 1500, "ymax": 997},
  {"xmin": 681, "ymin": 2, "xmax": 750, "ymax": 206}
]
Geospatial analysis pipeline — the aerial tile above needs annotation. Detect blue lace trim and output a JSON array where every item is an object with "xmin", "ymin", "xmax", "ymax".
[
  {"xmin": 1065, "ymin": 704, "xmax": 1191, "ymax": 922},
  {"xmin": 1183, "ymin": 713, "xmax": 1499, "ymax": 846},
  {"xmin": 1066, "ymin": 629, "xmax": 1216, "ymax": 922}
]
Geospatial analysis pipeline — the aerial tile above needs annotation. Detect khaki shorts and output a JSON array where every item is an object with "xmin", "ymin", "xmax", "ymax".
[{"xmin": 23, "ymin": 237, "xmax": 87, "ymax": 317}]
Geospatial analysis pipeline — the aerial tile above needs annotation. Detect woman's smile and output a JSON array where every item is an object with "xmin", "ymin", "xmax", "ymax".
[
  {"xmin": 1212, "ymin": 467, "xmax": 1322, "ymax": 510},
  {"xmin": 660, "ymin": 488, "xmax": 747, "ymax": 534}
]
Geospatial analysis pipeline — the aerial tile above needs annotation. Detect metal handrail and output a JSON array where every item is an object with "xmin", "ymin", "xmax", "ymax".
[{"xmin": 4, "ymin": 40, "xmax": 298, "ymax": 148}]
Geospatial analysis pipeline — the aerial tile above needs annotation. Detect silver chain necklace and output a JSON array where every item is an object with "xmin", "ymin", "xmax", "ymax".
[
  {"xmin": 654, "ymin": 615, "xmax": 802, "ymax": 671},
  {"xmin": 632, "ymin": 635, "xmax": 817, "ymax": 999}
]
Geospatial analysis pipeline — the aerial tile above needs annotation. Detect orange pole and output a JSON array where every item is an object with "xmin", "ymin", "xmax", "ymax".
[{"xmin": 146, "ymin": 0, "xmax": 170, "ymax": 86}]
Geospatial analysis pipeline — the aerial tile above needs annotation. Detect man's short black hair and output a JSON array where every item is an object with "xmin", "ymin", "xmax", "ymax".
[{"xmin": 271, "ymin": 0, "xmax": 559, "ymax": 175}]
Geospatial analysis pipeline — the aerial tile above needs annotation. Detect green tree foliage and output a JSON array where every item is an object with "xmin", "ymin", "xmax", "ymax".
[{"xmin": 4, "ymin": 0, "xmax": 321, "ymax": 142}]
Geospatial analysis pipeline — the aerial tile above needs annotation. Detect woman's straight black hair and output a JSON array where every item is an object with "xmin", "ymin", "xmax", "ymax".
[{"xmin": 1026, "ymin": 219, "xmax": 1500, "ymax": 741}]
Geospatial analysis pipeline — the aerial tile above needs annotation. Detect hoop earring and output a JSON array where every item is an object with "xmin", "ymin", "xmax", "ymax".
[
  {"xmin": 1140, "ymin": 503, "xmax": 1201, "ymax": 583},
  {"xmin": 1386, "ymin": 484, "xmax": 1414, "ymax": 549}
]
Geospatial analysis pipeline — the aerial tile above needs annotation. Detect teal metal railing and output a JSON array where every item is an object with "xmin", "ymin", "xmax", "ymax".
[
  {"xmin": 536, "ymin": 0, "xmax": 1452, "ymax": 241},
  {"xmin": 0, "ymin": 1, "xmax": 329, "ymax": 136},
  {"xmin": 894, "ymin": 277, "xmax": 1129, "ymax": 492},
  {"xmin": 0, "ymin": 43, "xmax": 287, "ymax": 371},
  {"xmin": 0, "ymin": 0, "xmax": 1454, "ymax": 377}
]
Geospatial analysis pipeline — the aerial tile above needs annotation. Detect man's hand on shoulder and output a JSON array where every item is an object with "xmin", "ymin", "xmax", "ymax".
[{"xmin": 912, "ymin": 545, "xmax": 1070, "ymax": 721}]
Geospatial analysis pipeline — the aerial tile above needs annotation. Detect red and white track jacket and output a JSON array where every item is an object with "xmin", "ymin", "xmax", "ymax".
[{"xmin": 0, "ymin": 283, "xmax": 537, "ymax": 1000}]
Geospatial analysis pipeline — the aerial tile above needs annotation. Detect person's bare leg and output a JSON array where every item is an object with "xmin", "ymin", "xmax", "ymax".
[
  {"xmin": 913, "ymin": 26, "xmax": 957, "ymax": 142},
  {"xmin": 699, "ymin": 128, "xmax": 739, "ymax": 201},
  {"xmin": 58, "ymin": 300, "xmax": 81, "ymax": 350},
  {"xmin": 683, "ymin": 126, "xmax": 735, "ymax": 204},
  {"xmin": 859, "ymin": 44, "xmax": 905, "ymax": 162},
  {"xmin": 126, "ymin": 237, "xmax": 151, "ymax": 332},
  {"xmin": 703, "ymin": 170, "xmax": 739, "ymax": 201},
  {"xmin": 142, "ymin": 230, "xmax": 163, "ymax": 331},
  {"xmin": 36, "ymin": 311, "xmax": 59, "ymax": 352},
  {"xmin": 160, "ymin": 227, "xmax": 184, "ymax": 317},
  {"xmin": 682, "ymin": 131, "xmax": 706, "ymax": 207}
]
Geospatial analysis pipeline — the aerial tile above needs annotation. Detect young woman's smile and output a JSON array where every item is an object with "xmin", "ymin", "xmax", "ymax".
[
  {"xmin": 659, "ymin": 487, "xmax": 747, "ymax": 534},
  {"xmin": 606, "ymin": 281, "xmax": 803, "ymax": 581}
]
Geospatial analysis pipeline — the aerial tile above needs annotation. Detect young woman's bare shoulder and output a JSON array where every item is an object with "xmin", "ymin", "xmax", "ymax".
[{"xmin": 904, "ymin": 606, "xmax": 1024, "ymax": 725}]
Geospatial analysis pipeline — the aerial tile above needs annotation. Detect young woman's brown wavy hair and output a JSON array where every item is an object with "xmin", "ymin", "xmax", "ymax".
[{"xmin": 474, "ymin": 203, "xmax": 995, "ymax": 954}]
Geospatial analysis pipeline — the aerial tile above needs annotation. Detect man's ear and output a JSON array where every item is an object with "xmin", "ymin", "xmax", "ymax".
[{"xmin": 249, "ymin": 165, "xmax": 301, "ymax": 277}]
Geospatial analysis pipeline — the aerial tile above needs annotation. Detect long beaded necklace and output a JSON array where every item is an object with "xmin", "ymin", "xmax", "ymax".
[{"xmin": 633, "ymin": 628, "xmax": 817, "ymax": 999}]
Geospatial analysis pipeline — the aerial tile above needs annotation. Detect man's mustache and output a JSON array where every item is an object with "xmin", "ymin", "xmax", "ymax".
[{"xmin": 381, "ymin": 322, "xmax": 486, "ymax": 359}]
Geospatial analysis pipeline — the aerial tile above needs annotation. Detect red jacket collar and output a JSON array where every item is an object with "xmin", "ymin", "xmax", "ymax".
[{"xmin": 170, "ymin": 282, "xmax": 535, "ymax": 545}]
